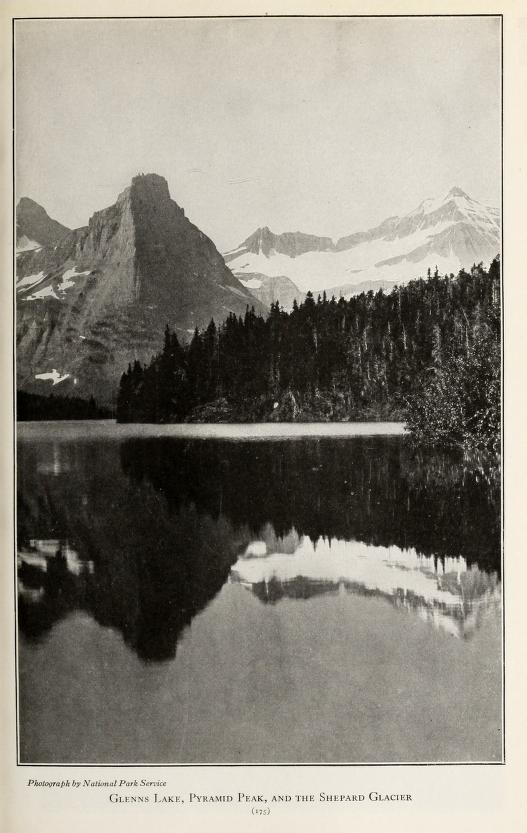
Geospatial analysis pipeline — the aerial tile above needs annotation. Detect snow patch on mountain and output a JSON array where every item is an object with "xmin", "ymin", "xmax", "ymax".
[
  {"xmin": 57, "ymin": 267, "xmax": 92, "ymax": 292},
  {"xmin": 25, "ymin": 285, "xmax": 60, "ymax": 301},
  {"xmin": 35, "ymin": 369, "xmax": 71, "ymax": 385},
  {"xmin": 16, "ymin": 271, "xmax": 46, "ymax": 291},
  {"xmin": 240, "ymin": 277, "xmax": 263, "ymax": 290},
  {"xmin": 17, "ymin": 236, "xmax": 42, "ymax": 253}
]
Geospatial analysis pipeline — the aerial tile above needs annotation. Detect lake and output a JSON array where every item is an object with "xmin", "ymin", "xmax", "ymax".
[{"xmin": 17, "ymin": 421, "xmax": 502, "ymax": 764}]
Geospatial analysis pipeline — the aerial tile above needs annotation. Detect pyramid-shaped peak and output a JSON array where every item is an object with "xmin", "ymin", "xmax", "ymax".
[{"xmin": 446, "ymin": 186, "xmax": 471, "ymax": 200}]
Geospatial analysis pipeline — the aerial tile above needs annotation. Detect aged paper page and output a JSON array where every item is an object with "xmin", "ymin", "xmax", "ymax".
[{"xmin": 1, "ymin": 1, "xmax": 526, "ymax": 831}]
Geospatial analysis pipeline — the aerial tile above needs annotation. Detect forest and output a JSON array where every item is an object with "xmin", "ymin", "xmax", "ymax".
[
  {"xmin": 17, "ymin": 390, "xmax": 111, "ymax": 421},
  {"xmin": 116, "ymin": 258, "xmax": 501, "ymax": 451}
]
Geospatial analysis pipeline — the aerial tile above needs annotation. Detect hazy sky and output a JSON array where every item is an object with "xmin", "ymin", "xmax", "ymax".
[{"xmin": 15, "ymin": 17, "xmax": 501, "ymax": 251}]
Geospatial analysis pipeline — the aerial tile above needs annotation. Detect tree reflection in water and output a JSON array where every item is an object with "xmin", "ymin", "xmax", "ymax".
[{"xmin": 17, "ymin": 436, "xmax": 500, "ymax": 661}]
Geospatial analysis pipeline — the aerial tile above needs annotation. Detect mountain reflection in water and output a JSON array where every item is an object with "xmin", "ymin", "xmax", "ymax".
[
  {"xmin": 231, "ymin": 535, "xmax": 499, "ymax": 640},
  {"xmin": 17, "ymin": 435, "xmax": 500, "ymax": 661},
  {"xmin": 17, "ymin": 430, "xmax": 502, "ymax": 763}
]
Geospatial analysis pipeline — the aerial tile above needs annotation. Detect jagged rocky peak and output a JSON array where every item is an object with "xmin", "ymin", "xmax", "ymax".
[
  {"xmin": 414, "ymin": 186, "xmax": 493, "ymax": 220},
  {"xmin": 16, "ymin": 197, "xmax": 71, "ymax": 251},
  {"xmin": 86, "ymin": 172, "xmax": 182, "ymax": 235},
  {"xmin": 128, "ymin": 173, "xmax": 188, "ymax": 244},
  {"xmin": 127, "ymin": 172, "xmax": 185, "ymax": 216},
  {"xmin": 243, "ymin": 226, "xmax": 277, "ymax": 256},
  {"xmin": 130, "ymin": 172, "xmax": 174, "ymax": 200},
  {"xmin": 49, "ymin": 172, "xmax": 196, "ymax": 296},
  {"xmin": 237, "ymin": 226, "xmax": 334, "ymax": 259},
  {"xmin": 82, "ymin": 173, "xmax": 183, "ymax": 242}
]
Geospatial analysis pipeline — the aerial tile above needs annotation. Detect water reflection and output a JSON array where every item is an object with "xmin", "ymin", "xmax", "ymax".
[
  {"xmin": 120, "ymin": 437, "xmax": 501, "ymax": 572},
  {"xmin": 17, "ymin": 430, "xmax": 502, "ymax": 763},
  {"xmin": 17, "ymin": 435, "xmax": 501, "ymax": 662},
  {"xmin": 231, "ymin": 535, "xmax": 500, "ymax": 640}
]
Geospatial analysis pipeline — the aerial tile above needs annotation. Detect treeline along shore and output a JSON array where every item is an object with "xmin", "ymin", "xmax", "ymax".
[
  {"xmin": 116, "ymin": 258, "xmax": 500, "ymax": 452},
  {"xmin": 17, "ymin": 390, "xmax": 111, "ymax": 421}
]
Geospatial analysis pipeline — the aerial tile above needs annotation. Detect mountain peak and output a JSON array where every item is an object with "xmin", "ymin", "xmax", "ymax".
[
  {"xmin": 130, "ymin": 172, "xmax": 170, "ymax": 193},
  {"xmin": 110, "ymin": 173, "xmax": 184, "ymax": 222},
  {"xmin": 16, "ymin": 174, "xmax": 265, "ymax": 404},
  {"xmin": 17, "ymin": 196, "xmax": 45, "ymax": 210},
  {"xmin": 16, "ymin": 197, "xmax": 71, "ymax": 250},
  {"xmin": 226, "ymin": 186, "xmax": 500, "ymax": 296},
  {"xmin": 446, "ymin": 186, "xmax": 470, "ymax": 200},
  {"xmin": 235, "ymin": 226, "xmax": 334, "ymax": 259},
  {"xmin": 250, "ymin": 226, "xmax": 273, "ymax": 239}
]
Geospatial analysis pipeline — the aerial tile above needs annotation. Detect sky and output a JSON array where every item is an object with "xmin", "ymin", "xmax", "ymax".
[{"xmin": 15, "ymin": 17, "xmax": 501, "ymax": 251}]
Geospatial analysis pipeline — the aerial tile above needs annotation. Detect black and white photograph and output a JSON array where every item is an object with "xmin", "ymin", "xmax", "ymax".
[{"xmin": 14, "ymin": 14, "xmax": 502, "ymax": 766}]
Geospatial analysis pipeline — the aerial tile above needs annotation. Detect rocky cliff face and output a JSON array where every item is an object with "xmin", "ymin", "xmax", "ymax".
[
  {"xmin": 16, "ymin": 197, "xmax": 71, "ymax": 252},
  {"xmin": 16, "ymin": 174, "xmax": 264, "ymax": 404},
  {"xmin": 237, "ymin": 272, "xmax": 305, "ymax": 311},
  {"xmin": 227, "ymin": 226, "xmax": 334, "ymax": 260}
]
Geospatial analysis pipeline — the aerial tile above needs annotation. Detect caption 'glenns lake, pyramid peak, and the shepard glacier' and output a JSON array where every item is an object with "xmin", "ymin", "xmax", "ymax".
[{"xmin": 16, "ymin": 173, "xmax": 499, "ymax": 412}]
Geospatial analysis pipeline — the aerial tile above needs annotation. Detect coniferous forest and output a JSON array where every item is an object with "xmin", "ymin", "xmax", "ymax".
[
  {"xmin": 116, "ymin": 258, "xmax": 501, "ymax": 451},
  {"xmin": 17, "ymin": 390, "xmax": 111, "ymax": 421}
]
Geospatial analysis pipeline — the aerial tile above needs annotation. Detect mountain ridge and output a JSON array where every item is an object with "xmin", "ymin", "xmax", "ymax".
[{"xmin": 225, "ymin": 187, "xmax": 500, "ymax": 300}]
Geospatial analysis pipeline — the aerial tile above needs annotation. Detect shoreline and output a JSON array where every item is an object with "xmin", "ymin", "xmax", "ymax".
[{"xmin": 17, "ymin": 420, "xmax": 408, "ymax": 442}]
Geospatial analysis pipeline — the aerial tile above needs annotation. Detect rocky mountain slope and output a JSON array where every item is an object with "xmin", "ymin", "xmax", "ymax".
[
  {"xmin": 237, "ymin": 272, "xmax": 305, "ymax": 311},
  {"xmin": 16, "ymin": 197, "xmax": 71, "ymax": 252},
  {"xmin": 226, "ymin": 187, "xmax": 500, "ymax": 299},
  {"xmin": 236, "ymin": 226, "xmax": 334, "ymax": 258},
  {"xmin": 16, "ymin": 174, "xmax": 264, "ymax": 405}
]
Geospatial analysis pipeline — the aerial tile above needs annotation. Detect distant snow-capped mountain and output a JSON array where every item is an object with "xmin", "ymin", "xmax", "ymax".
[{"xmin": 225, "ymin": 187, "xmax": 500, "ymax": 300}]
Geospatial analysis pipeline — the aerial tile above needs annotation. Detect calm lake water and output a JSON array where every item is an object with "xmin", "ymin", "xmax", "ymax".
[{"xmin": 17, "ymin": 421, "xmax": 502, "ymax": 763}]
